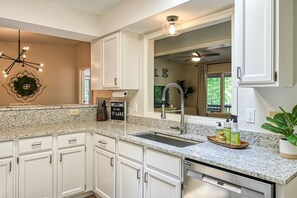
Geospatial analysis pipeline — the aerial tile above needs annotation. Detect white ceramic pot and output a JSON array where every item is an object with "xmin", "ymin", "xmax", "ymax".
[{"xmin": 279, "ymin": 138, "xmax": 297, "ymax": 159}]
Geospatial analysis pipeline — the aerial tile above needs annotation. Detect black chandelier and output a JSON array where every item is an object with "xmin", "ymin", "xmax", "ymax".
[{"xmin": 0, "ymin": 30, "xmax": 44, "ymax": 78}]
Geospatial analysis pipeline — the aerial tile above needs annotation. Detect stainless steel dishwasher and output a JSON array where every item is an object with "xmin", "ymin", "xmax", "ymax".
[{"xmin": 183, "ymin": 159, "xmax": 274, "ymax": 198}]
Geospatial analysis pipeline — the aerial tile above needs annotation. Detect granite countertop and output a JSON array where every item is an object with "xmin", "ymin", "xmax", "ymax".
[
  {"xmin": 0, "ymin": 121, "xmax": 296, "ymax": 185},
  {"xmin": 0, "ymin": 104, "xmax": 96, "ymax": 112}
]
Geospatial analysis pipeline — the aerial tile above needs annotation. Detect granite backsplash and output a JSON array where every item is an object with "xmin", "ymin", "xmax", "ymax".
[{"xmin": 0, "ymin": 105, "xmax": 97, "ymax": 128}]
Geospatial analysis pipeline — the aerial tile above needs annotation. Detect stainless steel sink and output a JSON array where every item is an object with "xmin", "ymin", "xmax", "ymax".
[{"xmin": 133, "ymin": 132, "xmax": 202, "ymax": 148}]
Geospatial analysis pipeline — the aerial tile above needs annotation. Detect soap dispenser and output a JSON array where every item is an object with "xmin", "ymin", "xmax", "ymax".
[
  {"xmin": 231, "ymin": 115, "xmax": 241, "ymax": 145},
  {"xmin": 215, "ymin": 122, "xmax": 224, "ymax": 142},
  {"xmin": 224, "ymin": 118, "xmax": 231, "ymax": 144}
]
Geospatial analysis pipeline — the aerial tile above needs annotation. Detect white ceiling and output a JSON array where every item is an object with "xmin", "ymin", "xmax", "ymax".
[
  {"xmin": 124, "ymin": 0, "xmax": 234, "ymax": 34},
  {"xmin": 0, "ymin": 27, "xmax": 85, "ymax": 45},
  {"xmin": 45, "ymin": 0, "xmax": 124, "ymax": 15}
]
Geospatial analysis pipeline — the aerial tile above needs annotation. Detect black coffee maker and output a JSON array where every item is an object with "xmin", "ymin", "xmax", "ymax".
[{"xmin": 96, "ymin": 98, "xmax": 109, "ymax": 121}]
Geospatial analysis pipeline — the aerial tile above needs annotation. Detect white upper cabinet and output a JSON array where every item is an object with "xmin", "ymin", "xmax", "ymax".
[
  {"xmin": 91, "ymin": 31, "xmax": 140, "ymax": 90},
  {"xmin": 235, "ymin": 0, "xmax": 293, "ymax": 87}
]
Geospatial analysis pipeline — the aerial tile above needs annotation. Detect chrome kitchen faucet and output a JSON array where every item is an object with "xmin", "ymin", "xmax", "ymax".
[{"xmin": 161, "ymin": 83, "xmax": 185, "ymax": 134}]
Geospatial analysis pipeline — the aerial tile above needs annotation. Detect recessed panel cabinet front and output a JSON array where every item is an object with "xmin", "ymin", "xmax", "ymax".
[
  {"xmin": 0, "ymin": 158, "xmax": 14, "ymax": 198},
  {"xmin": 57, "ymin": 146, "xmax": 85, "ymax": 198},
  {"xmin": 117, "ymin": 156, "xmax": 143, "ymax": 198},
  {"xmin": 235, "ymin": 0, "xmax": 293, "ymax": 86},
  {"xmin": 145, "ymin": 167, "xmax": 181, "ymax": 198},
  {"xmin": 94, "ymin": 147, "xmax": 115, "ymax": 198},
  {"xmin": 18, "ymin": 152, "xmax": 53, "ymax": 198},
  {"xmin": 101, "ymin": 33, "xmax": 120, "ymax": 88}
]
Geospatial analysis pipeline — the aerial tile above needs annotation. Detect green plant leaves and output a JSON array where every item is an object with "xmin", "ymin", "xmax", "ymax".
[
  {"xmin": 261, "ymin": 123, "xmax": 289, "ymax": 135},
  {"xmin": 286, "ymin": 133, "xmax": 297, "ymax": 146},
  {"xmin": 261, "ymin": 105, "xmax": 297, "ymax": 147}
]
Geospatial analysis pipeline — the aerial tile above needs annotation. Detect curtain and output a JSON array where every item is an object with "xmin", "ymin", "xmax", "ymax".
[{"xmin": 196, "ymin": 64, "xmax": 207, "ymax": 116}]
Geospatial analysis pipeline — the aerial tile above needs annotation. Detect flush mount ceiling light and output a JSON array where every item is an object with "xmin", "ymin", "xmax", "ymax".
[
  {"xmin": 162, "ymin": 15, "xmax": 183, "ymax": 37},
  {"xmin": 0, "ymin": 30, "xmax": 44, "ymax": 78}
]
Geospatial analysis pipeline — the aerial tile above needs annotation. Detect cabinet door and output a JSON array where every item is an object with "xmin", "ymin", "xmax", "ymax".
[
  {"xmin": 94, "ymin": 147, "xmax": 115, "ymax": 198},
  {"xmin": 145, "ymin": 168, "xmax": 181, "ymax": 198},
  {"xmin": 117, "ymin": 156, "xmax": 143, "ymax": 198},
  {"xmin": 235, "ymin": 0, "xmax": 274, "ymax": 84},
  {"xmin": 0, "ymin": 158, "xmax": 13, "ymax": 198},
  {"xmin": 101, "ymin": 33, "xmax": 120, "ymax": 88},
  {"xmin": 91, "ymin": 39, "xmax": 102, "ymax": 90},
  {"xmin": 58, "ymin": 146, "xmax": 85, "ymax": 198},
  {"xmin": 18, "ymin": 152, "xmax": 53, "ymax": 198}
]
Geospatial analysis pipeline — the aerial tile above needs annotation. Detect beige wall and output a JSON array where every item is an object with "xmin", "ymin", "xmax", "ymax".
[
  {"xmin": 76, "ymin": 43, "xmax": 91, "ymax": 70},
  {"xmin": 154, "ymin": 58, "xmax": 187, "ymax": 108},
  {"xmin": 0, "ymin": 42, "xmax": 81, "ymax": 106}
]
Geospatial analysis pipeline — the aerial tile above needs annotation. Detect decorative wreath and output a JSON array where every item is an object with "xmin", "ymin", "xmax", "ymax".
[
  {"xmin": 2, "ymin": 70, "xmax": 46, "ymax": 102},
  {"xmin": 13, "ymin": 75, "xmax": 39, "ymax": 97}
]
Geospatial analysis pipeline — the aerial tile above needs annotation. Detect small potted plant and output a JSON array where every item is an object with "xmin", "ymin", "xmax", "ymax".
[
  {"xmin": 176, "ymin": 80, "xmax": 194, "ymax": 99},
  {"xmin": 261, "ymin": 105, "xmax": 297, "ymax": 159}
]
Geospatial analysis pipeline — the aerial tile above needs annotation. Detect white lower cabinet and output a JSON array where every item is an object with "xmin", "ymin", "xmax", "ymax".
[
  {"xmin": 145, "ymin": 167, "xmax": 181, "ymax": 198},
  {"xmin": 0, "ymin": 157, "xmax": 14, "ymax": 198},
  {"xmin": 57, "ymin": 146, "xmax": 85, "ymax": 198},
  {"xmin": 94, "ymin": 147, "xmax": 115, "ymax": 198},
  {"xmin": 18, "ymin": 151, "xmax": 53, "ymax": 198},
  {"xmin": 117, "ymin": 156, "xmax": 143, "ymax": 198}
]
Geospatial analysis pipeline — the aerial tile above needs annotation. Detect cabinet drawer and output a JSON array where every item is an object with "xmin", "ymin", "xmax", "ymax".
[
  {"xmin": 146, "ymin": 149, "xmax": 181, "ymax": 177},
  {"xmin": 19, "ymin": 136, "xmax": 52, "ymax": 154},
  {"xmin": 0, "ymin": 141, "xmax": 14, "ymax": 158},
  {"xmin": 57, "ymin": 133, "xmax": 85, "ymax": 148},
  {"xmin": 118, "ymin": 141, "xmax": 143, "ymax": 163},
  {"xmin": 94, "ymin": 134, "xmax": 115, "ymax": 153}
]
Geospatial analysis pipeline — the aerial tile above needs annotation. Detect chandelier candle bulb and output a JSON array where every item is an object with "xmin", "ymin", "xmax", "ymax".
[{"xmin": 0, "ymin": 30, "xmax": 44, "ymax": 77}]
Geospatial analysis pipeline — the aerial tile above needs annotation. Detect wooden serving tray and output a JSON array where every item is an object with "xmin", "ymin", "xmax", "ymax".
[{"xmin": 207, "ymin": 136, "xmax": 249, "ymax": 149}]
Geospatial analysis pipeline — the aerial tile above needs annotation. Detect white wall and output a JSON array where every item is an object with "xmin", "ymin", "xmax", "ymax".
[
  {"xmin": 0, "ymin": 0, "xmax": 100, "ymax": 41},
  {"xmin": 237, "ymin": 1, "xmax": 297, "ymax": 132},
  {"xmin": 0, "ymin": 0, "xmax": 190, "ymax": 41},
  {"xmin": 98, "ymin": 0, "xmax": 189, "ymax": 37}
]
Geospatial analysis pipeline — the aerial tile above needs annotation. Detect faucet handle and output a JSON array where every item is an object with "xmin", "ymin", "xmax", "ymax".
[{"xmin": 170, "ymin": 126, "xmax": 180, "ymax": 131}]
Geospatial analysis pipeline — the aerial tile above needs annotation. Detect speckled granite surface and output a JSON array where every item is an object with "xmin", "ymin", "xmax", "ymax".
[
  {"xmin": 0, "ymin": 120, "xmax": 296, "ymax": 185},
  {"xmin": 128, "ymin": 115, "xmax": 281, "ymax": 149},
  {"xmin": 0, "ymin": 105, "xmax": 96, "ymax": 128}
]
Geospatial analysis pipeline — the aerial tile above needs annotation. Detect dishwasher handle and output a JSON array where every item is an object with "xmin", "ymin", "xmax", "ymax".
[
  {"xmin": 186, "ymin": 169, "xmax": 265, "ymax": 198},
  {"xmin": 187, "ymin": 169, "xmax": 242, "ymax": 194}
]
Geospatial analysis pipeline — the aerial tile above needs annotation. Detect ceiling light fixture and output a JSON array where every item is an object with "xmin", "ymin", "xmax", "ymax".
[
  {"xmin": 191, "ymin": 52, "xmax": 201, "ymax": 62},
  {"xmin": 162, "ymin": 15, "xmax": 183, "ymax": 37},
  {"xmin": 191, "ymin": 57, "xmax": 201, "ymax": 62},
  {"xmin": 0, "ymin": 30, "xmax": 44, "ymax": 78}
]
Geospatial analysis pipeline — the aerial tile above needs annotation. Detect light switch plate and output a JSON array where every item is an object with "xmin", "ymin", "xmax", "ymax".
[
  {"xmin": 246, "ymin": 109, "xmax": 255, "ymax": 123},
  {"xmin": 70, "ymin": 109, "xmax": 80, "ymax": 116}
]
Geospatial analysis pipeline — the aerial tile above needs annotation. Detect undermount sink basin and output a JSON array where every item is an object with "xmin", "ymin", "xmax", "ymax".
[{"xmin": 133, "ymin": 132, "xmax": 202, "ymax": 148}]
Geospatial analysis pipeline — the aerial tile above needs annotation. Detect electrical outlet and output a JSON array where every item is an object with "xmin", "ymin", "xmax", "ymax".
[
  {"xmin": 133, "ymin": 103, "xmax": 138, "ymax": 112},
  {"xmin": 246, "ymin": 109, "xmax": 255, "ymax": 123},
  {"xmin": 70, "ymin": 109, "xmax": 80, "ymax": 116}
]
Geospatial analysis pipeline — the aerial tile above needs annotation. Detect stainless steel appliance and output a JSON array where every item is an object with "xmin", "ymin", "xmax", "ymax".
[{"xmin": 183, "ymin": 159, "xmax": 274, "ymax": 198}]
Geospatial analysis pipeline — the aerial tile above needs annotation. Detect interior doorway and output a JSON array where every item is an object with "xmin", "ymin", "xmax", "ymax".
[{"xmin": 80, "ymin": 68, "xmax": 91, "ymax": 104}]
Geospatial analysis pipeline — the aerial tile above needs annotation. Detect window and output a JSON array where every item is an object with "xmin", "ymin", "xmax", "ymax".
[
  {"xmin": 80, "ymin": 68, "xmax": 91, "ymax": 104},
  {"xmin": 207, "ymin": 73, "xmax": 232, "ymax": 114}
]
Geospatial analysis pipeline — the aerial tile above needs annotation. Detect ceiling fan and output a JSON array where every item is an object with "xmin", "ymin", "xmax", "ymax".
[{"xmin": 173, "ymin": 51, "xmax": 220, "ymax": 62}]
